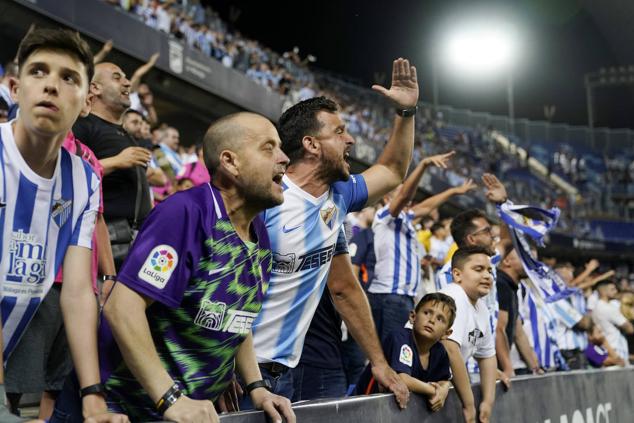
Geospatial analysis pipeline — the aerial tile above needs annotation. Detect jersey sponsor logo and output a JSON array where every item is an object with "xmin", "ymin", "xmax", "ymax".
[
  {"xmin": 51, "ymin": 198, "xmax": 72, "ymax": 227},
  {"xmin": 138, "ymin": 244, "xmax": 178, "ymax": 289},
  {"xmin": 282, "ymin": 223, "xmax": 302, "ymax": 233},
  {"xmin": 6, "ymin": 230, "xmax": 46, "ymax": 285},
  {"xmin": 297, "ymin": 244, "xmax": 335, "ymax": 271},
  {"xmin": 272, "ymin": 252, "xmax": 296, "ymax": 274},
  {"xmin": 194, "ymin": 300, "xmax": 257, "ymax": 335},
  {"xmin": 399, "ymin": 344, "xmax": 413, "ymax": 367}
]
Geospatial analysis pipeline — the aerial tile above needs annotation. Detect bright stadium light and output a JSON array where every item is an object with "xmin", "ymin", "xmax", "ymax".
[{"xmin": 444, "ymin": 26, "xmax": 517, "ymax": 77}]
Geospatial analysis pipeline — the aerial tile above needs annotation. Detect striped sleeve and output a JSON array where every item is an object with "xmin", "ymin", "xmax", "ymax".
[
  {"xmin": 70, "ymin": 163, "xmax": 100, "ymax": 249},
  {"xmin": 550, "ymin": 300, "xmax": 583, "ymax": 329}
]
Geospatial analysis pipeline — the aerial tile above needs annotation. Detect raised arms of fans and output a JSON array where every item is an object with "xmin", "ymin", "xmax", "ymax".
[
  {"xmin": 577, "ymin": 270, "xmax": 615, "ymax": 291},
  {"xmin": 94, "ymin": 40, "xmax": 113, "ymax": 64},
  {"xmin": 570, "ymin": 259, "xmax": 600, "ymax": 286},
  {"xmin": 130, "ymin": 53, "xmax": 160, "ymax": 93},
  {"xmin": 388, "ymin": 151, "xmax": 455, "ymax": 217},
  {"xmin": 362, "ymin": 58, "xmax": 418, "ymax": 205},
  {"xmin": 410, "ymin": 178, "xmax": 477, "ymax": 219},
  {"xmin": 482, "ymin": 173, "xmax": 513, "ymax": 257}
]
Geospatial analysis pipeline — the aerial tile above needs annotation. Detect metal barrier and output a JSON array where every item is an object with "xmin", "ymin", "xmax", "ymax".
[{"xmin": 218, "ymin": 368, "xmax": 633, "ymax": 422}]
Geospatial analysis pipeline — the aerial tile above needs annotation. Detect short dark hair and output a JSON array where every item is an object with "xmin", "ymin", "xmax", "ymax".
[
  {"xmin": 415, "ymin": 293, "xmax": 457, "ymax": 328},
  {"xmin": 595, "ymin": 280, "xmax": 617, "ymax": 291},
  {"xmin": 16, "ymin": 28, "xmax": 94, "ymax": 84},
  {"xmin": 430, "ymin": 223, "xmax": 445, "ymax": 234},
  {"xmin": 451, "ymin": 245, "xmax": 492, "ymax": 271},
  {"xmin": 450, "ymin": 209, "xmax": 489, "ymax": 247},
  {"xmin": 277, "ymin": 96, "xmax": 338, "ymax": 162}
]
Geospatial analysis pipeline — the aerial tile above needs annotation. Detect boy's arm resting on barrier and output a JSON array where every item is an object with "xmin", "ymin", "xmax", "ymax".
[
  {"xmin": 327, "ymin": 254, "xmax": 410, "ymax": 409},
  {"xmin": 62, "ymin": 246, "xmax": 129, "ymax": 423},
  {"xmin": 234, "ymin": 333, "xmax": 295, "ymax": 423},
  {"xmin": 440, "ymin": 339, "xmax": 476, "ymax": 423},
  {"xmin": 397, "ymin": 373, "xmax": 435, "ymax": 397},
  {"xmin": 476, "ymin": 356, "xmax": 498, "ymax": 423},
  {"xmin": 103, "ymin": 282, "xmax": 218, "ymax": 423},
  {"xmin": 427, "ymin": 380, "xmax": 451, "ymax": 413}
]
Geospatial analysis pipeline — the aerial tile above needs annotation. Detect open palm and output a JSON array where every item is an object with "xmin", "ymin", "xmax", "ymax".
[{"xmin": 372, "ymin": 58, "xmax": 419, "ymax": 109}]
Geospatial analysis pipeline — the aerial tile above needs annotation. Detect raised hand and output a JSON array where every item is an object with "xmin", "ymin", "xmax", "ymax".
[
  {"xmin": 585, "ymin": 259, "xmax": 600, "ymax": 272},
  {"xmin": 423, "ymin": 150, "xmax": 456, "ymax": 169},
  {"xmin": 482, "ymin": 173, "xmax": 508, "ymax": 204},
  {"xmin": 454, "ymin": 178, "xmax": 477, "ymax": 195},
  {"xmin": 371, "ymin": 58, "xmax": 419, "ymax": 109}
]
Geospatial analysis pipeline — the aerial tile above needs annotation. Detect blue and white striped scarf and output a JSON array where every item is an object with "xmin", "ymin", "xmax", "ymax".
[{"xmin": 497, "ymin": 202, "xmax": 578, "ymax": 303}]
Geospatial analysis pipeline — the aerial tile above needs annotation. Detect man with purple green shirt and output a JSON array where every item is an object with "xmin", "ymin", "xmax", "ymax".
[{"xmin": 98, "ymin": 112, "xmax": 295, "ymax": 423}]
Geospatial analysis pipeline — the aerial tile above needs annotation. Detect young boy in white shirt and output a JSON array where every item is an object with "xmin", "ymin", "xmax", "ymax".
[{"xmin": 441, "ymin": 246, "xmax": 498, "ymax": 423}]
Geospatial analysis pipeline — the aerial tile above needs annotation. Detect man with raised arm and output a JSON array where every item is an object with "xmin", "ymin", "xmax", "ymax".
[{"xmin": 250, "ymin": 58, "xmax": 418, "ymax": 408}]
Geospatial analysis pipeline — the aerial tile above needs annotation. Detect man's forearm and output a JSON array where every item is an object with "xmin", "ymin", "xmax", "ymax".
[
  {"xmin": 495, "ymin": 327, "xmax": 513, "ymax": 374},
  {"xmin": 104, "ymin": 285, "xmax": 174, "ymax": 402},
  {"xmin": 96, "ymin": 214, "xmax": 115, "ymax": 276},
  {"xmin": 514, "ymin": 321, "xmax": 539, "ymax": 370},
  {"xmin": 412, "ymin": 187, "xmax": 457, "ymax": 218},
  {"xmin": 376, "ymin": 115, "xmax": 415, "ymax": 184},
  {"xmin": 331, "ymin": 281, "xmax": 386, "ymax": 366},
  {"xmin": 235, "ymin": 333, "xmax": 263, "ymax": 386},
  {"xmin": 477, "ymin": 356, "xmax": 497, "ymax": 406},
  {"xmin": 100, "ymin": 157, "xmax": 121, "ymax": 176},
  {"xmin": 389, "ymin": 160, "xmax": 428, "ymax": 215},
  {"xmin": 441, "ymin": 340, "xmax": 475, "ymax": 411}
]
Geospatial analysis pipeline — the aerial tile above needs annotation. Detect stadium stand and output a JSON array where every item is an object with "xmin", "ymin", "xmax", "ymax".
[{"xmin": 2, "ymin": 0, "xmax": 634, "ymax": 421}]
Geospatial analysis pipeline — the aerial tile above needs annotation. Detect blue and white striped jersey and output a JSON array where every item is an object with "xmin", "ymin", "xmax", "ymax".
[
  {"xmin": 0, "ymin": 122, "xmax": 100, "ymax": 360},
  {"xmin": 517, "ymin": 280, "xmax": 564, "ymax": 370},
  {"xmin": 552, "ymin": 290, "xmax": 587, "ymax": 351},
  {"xmin": 369, "ymin": 205, "xmax": 423, "ymax": 297},
  {"xmin": 252, "ymin": 174, "xmax": 368, "ymax": 368}
]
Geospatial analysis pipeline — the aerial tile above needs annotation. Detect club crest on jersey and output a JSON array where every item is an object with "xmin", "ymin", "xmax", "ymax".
[
  {"xmin": 138, "ymin": 244, "xmax": 178, "ymax": 289},
  {"xmin": 51, "ymin": 199, "xmax": 72, "ymax": 227},
  {"xmin": 399, "ymin": 344, "xmax": 413, "ymax": 367},
  {"xmin": 320, "ymin": 202, "xmax": 337, "ymax": 229}
]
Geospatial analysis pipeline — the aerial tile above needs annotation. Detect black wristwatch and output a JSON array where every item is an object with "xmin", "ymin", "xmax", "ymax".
[
  {"xmin": 395, "ymin": 105, "xmax": 418, "ymax": 117},
  {"xmin": 245, "ymin": 379, "xmax": 272, "ymax": 394},
  {"xmin": 80, "ymin": 383, "xmax": 106, "ymax": 398},
  {"xmin": 156, "ymin": 383, "xmax": 183, "ymax": 415}
]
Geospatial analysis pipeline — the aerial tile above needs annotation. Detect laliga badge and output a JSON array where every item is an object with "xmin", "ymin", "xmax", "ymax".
[
  {"xmin": 138, "ymin": 245, "xmax": 178, "ymax": 289},
  {"xmin": 399, "ymin": 344, "xmax": 413, "ymax": 367}
]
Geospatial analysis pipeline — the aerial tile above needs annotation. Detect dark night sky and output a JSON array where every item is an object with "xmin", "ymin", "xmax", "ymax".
[{"xmin": 205, "ymin": 0, "xmax": 633, "ymax": 129}]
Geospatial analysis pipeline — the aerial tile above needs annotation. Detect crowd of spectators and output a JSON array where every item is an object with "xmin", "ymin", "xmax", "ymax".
[{"xmin": 2, "ymin": 8, "xmax": 634, "ymax": 422}]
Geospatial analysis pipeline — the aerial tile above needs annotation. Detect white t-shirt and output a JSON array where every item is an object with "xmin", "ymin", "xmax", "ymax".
[
  {"xmin": 429, "ymin": 236, "xmax": 452, "ymax": 262},
  {"xmin": 592, "ymin": 299, "xmax": 629, "ymax": 361},
  {"xmin": 441, "ymin": 283, "xmax": 496, "ymax": 361}
]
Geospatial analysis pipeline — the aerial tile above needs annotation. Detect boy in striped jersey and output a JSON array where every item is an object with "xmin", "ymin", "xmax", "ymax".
[{"xmin": 0, "ymin": 29, "xmax": 127, "ymax": 422}]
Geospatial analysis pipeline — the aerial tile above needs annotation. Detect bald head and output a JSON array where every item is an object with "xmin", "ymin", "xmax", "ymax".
[
  {"xmin": 203, "ymin": 112, "xmax": 274, "ymax": 173},
  {"xmin": 90, "ymin": 62, "xmax": 131, "ymax": 114}
]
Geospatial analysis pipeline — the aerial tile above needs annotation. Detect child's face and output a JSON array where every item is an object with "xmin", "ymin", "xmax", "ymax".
[{"xmin": 411, "ymin": 301, "xmax": 453, "ymax": 342}]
